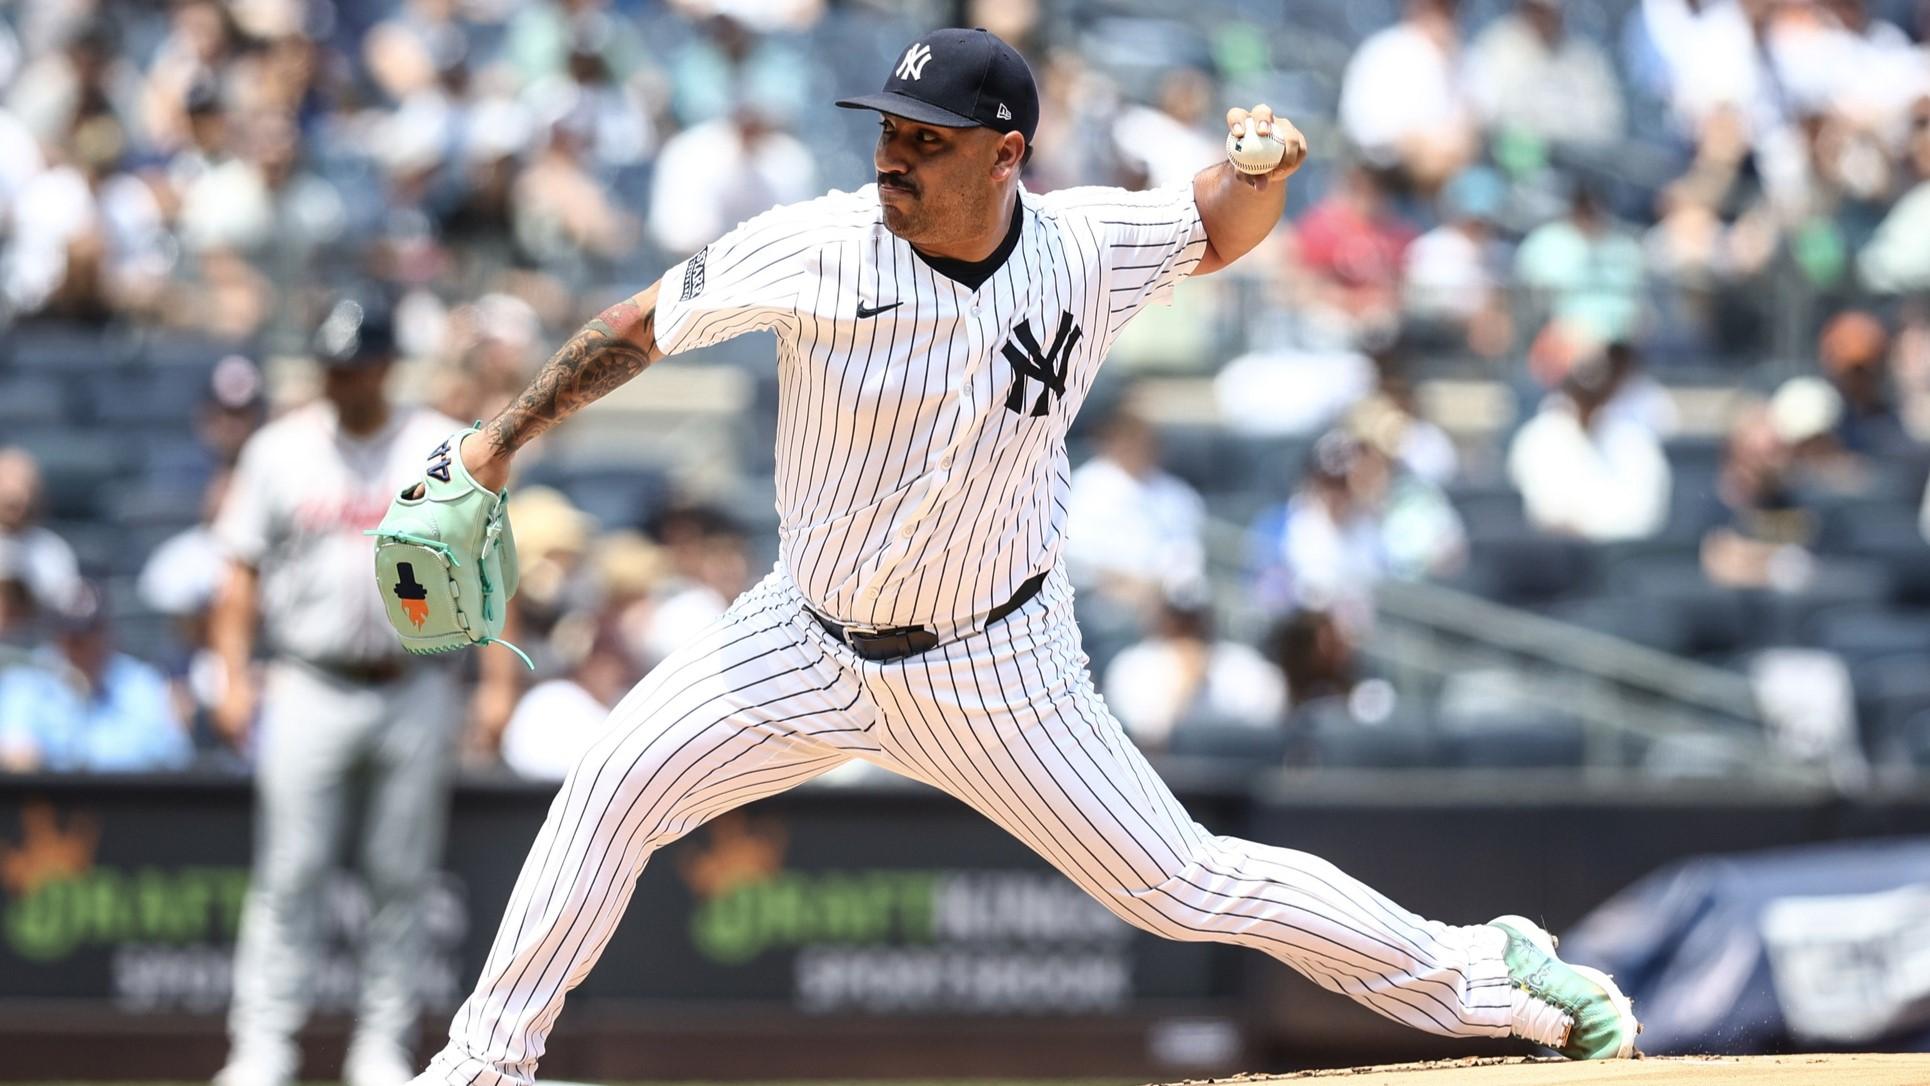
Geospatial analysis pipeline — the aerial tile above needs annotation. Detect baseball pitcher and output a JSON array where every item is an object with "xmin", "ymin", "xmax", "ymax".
[{"xmin": 376, "ymin": 30, "xmax": 1640, "ymax": 1086}]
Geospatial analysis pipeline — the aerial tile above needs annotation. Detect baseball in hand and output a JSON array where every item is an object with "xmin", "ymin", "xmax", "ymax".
[{"xmin": 1225, "ymin": 117, "xmax": 1287, "ymax": 175}]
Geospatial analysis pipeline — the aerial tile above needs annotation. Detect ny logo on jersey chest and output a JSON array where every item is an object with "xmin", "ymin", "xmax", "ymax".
[{"xmin": 1000, "ymin": 312, "xmax": 1082, "ymax": 417}]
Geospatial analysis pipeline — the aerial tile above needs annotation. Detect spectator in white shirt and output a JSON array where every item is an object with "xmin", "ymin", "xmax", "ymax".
[
  {"xmin": 1103, "ymin": 591, "xmax": 1286, "ymax": 752},
  {"xmin": 1064, "ymin": 407, "xmax": 1206, "ymax": 614},
  {"xmin": 1338, "ymin": 0, "xmax": 1476, "ymax": 189},
  {"xmin": 648, "ymin": 105, "xmax": 817, "ymax": 257},
  {"xmin": 1508, "ymin": 357, "xmax": 1673, "ymax": 541},
  {"xmin": 1111, "ymin": 68, "xmax": 1224, "ymax": 190},
  {"xmin": 501, "ymin": 616, "xmax": 639, "ymax": 780},
  {"xmin": 1249, "ymin": 431, "xmax": 1466, "ymax": 628},
  {"xmin": 0, "ymin": 447, "xmax": 80, "ymax": 615},
  {"xmin": 1465, "ymin": 0, "xmax": 1625, "ymax": 150},
  {"xmin": 1402, "ymin": 167, "xmax": 1512, "ymax": 359}
]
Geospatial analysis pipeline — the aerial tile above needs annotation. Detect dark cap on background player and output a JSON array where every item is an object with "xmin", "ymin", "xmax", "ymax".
[
  {"xmin": 312, "ymin": 296, "xmax": 397, "ymax": 368},
  {"xmin": 834, "ymin": 27, "xmax": 1038, "ymax": 146}
]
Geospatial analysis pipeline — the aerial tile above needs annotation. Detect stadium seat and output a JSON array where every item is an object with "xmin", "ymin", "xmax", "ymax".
[
  {"xmin": 1291, "ymin": 700, "xmax": 1442, "ymax": 768},
  {"xmin": 138, "ymin": 334, "xmax": 246, "ymax": 370},
  {"xmin": 1816, "ymin": 505, "xmax": 1930, "ymax": 605},
  {"xmin": 1755, "ymin": 558, "xmax": 1897, "ymax": 644},
  {"xmin": 89, "ymin": 366, "xmax": 214, "ymax": 426},
  {"xmin": 1607, "ymin": 553, "xmax": 1758, "ymax": 657},
  {"xmin": 45, "ymin": 518, "xmax": 120, "ymax": 579},
  {"xmin": 1546, "ymin": 595, "xmax": 1694, "ymax": 655},
  {"xmin": 4, "ymin": 322, "xmax": 137, "ymax": 370},
  {"xmin": 0, "ymin": 373, "xmax": 67, "ymax": 424},
  {"xmin": 1305, "ymin": 722, "xmax": 1442, "ymax": 768},
  {"xmin": 10, "ymin": 430, "xmax": 129, "ymax": 520},
  {"xmin": 1447, "ymin": 482, "xmax": 1529, "ymax": 537},
  {"xmin": 1805, "ymin": 605, "xmax": 1930, "ymax": 662},
  {"xmin": 1440, "ymin": 716, "xmax": 1588, "ymax": 768},
  {"xmin": 1887, "ymin": 708, "xmax": 1930, "ymax": 771},
  {"xmin": 519, "ymin": 462, "xmax": 672, "ymax": 532},
  {"xmin": 1168, "ymin": 720, "xmax": 1291, "ymax": 764},
  {"xmin": 1452, "ymin": 532, "xmax": 1600, "ymax": 605}
]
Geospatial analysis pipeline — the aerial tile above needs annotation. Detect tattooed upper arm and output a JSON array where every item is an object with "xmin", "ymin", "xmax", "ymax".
[{"xmin": 483, "ymin": 280, "xmax": 664, "ymax": 457}]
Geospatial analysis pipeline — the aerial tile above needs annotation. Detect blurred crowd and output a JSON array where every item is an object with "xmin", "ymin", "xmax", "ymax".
[{"xmin": 3, "ymin": 0, "xmax": 1930, "ymax": 778}]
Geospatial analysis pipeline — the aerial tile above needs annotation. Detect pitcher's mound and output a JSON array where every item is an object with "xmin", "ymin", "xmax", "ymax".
[{"xmin": 1196, "ymin": 1053, "xmax": 1930, "ymax": 1085}]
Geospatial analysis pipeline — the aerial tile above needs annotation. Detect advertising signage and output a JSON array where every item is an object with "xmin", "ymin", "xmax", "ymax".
[{"xmin": 0, "ymin": 777, "xmax": 1241, "ymax": 1016}]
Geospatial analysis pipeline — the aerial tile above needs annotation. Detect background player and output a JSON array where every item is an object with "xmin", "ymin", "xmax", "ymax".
[
  {"xmin": 210, "ymin": 300, "xmax": 484, "ymax": 1086},
  {"xmin": 402, "ymin": 28, "xmax": 1638, "ymax": 1086}
]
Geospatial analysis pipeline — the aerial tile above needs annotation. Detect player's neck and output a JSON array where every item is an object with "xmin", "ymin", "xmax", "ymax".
[
  {"xmin": 334, "ymin": 402, "xmax": 393, "ymax": 438},
  {"xmin": 911, "ymin": 188, "xmax": 1020, "ymax": 265},
  {"xmin": 909, "ymin": 191, "xmax": 1022, "ymax": 289}
]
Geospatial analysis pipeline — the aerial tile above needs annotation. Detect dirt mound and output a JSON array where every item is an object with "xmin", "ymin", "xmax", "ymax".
[{"xmin": 1171, "ymin": 1053, "xmax": 1930, "ymax": 1085}]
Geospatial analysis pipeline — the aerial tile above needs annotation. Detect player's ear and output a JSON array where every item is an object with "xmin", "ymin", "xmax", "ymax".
[{"xmin": 991, "ymin": 130, "xmax": 1026, "ymax": 180}]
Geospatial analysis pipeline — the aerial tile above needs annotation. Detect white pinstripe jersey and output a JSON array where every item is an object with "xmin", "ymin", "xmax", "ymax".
[{"xmin": 654, "ymin": 182, "xmax": 1208, "ymax": 628}]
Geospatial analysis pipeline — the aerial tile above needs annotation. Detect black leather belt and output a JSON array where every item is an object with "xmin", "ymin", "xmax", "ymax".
[
  {"xmin": 308, "ymin": 657, "xmax": 407, "ymax": 685},
  {"xmin": 811, "ymin": 571, "xmax": 1048, "ymax": 662}
]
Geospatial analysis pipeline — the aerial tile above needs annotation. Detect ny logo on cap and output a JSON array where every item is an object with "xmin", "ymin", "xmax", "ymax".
[{"xmin": 896, "ymin": 42, "xmax": 934, "ymax": 80}]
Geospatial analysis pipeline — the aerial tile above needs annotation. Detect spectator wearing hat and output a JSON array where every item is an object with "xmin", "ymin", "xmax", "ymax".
[
  {"xmin": 496, "ymin": 484, "xmax": 596, "ymax": 662},
  {"xmin": 1508, "ymin": 355, "xmax": 1672, "ymax": 541},
  {"xmin": 1702, "ymin": 403, "xmax": 1818, "ymax": 590},
  {"xmin": 1765, "ymin": 373, "xmax": 1867, "ymax": 490},
  {"xmin": 0, "ymin": 582, "xmax": 189, "ymax": 773}
]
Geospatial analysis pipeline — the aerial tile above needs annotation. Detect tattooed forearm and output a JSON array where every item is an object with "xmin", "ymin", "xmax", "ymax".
[{"xmin": 483, "ymin": 282, "xmax": 663, "ymax": 457}]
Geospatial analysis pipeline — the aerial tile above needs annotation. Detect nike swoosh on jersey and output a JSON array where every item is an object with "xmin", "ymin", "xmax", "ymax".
[{"xmin": 856, "ymin": 301, "xmax": 903, "ymax": 319}]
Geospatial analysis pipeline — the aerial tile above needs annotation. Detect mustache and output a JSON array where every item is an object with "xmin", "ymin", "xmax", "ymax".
[{"xmin": 877, "ymin": 172, "xmax": 917, "ymax": 195}]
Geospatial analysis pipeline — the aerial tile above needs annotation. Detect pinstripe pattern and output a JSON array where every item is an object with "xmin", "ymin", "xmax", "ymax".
[
  {"xmin": 652, "ymin": 182, "xmax": 1205, "ymax": 635},
  {"xmin": 423, "ymin": 576, "xmax": 1512, "ymax": 1086},
  {"xmin": 417, "ymin": 182, "xmax": 1515, "ymax": 1086}
]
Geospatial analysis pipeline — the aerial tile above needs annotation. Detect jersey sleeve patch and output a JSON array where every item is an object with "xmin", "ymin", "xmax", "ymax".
[{"xmin": 681, "ymin": 246, "xmax": 708, "ymax": 300}]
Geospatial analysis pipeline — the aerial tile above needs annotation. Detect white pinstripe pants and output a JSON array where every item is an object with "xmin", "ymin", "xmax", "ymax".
[{"xmin": 422, "ymin": 566, "xmax": 1514, "ymax": 1086}]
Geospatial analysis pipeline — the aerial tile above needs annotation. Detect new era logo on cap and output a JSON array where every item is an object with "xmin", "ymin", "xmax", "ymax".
[
  {"xmin": 997, "ymin": 103, "xmax": 1012, "ymax": 120},
  {"xmin": 896, "ymin": 42, "xmax": 934, "ymax": 80}
]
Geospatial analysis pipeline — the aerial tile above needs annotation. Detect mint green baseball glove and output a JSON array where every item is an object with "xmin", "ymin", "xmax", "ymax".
[{"xmin": 367, "ymin": 424, "xmax": 531, "ymax": 668}]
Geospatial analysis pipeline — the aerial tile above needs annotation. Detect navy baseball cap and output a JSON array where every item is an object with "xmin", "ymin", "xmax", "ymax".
[
  {"xmin": 836, "ymin": 28, "xmax": 1038, "ymax": 145},
  {"xmin": 312, "ymin": 297, "xmax": 396, "ymax": 367}
]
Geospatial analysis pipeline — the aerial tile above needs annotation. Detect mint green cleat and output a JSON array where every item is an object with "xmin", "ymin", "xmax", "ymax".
[{"xmin": 1490, "ymin": 914, "xmax": 1641, "ymax": 1060}]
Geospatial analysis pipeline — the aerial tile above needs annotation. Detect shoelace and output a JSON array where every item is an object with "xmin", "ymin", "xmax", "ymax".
[{"xmin": 1510, "ymin": 986, "xmax": 1574, "ymax": 1049}]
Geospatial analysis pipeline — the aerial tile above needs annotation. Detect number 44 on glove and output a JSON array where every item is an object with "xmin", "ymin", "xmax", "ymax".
[{"xmin": 367, "ymin": 424, "xmax": 533, "ymax": 669}]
